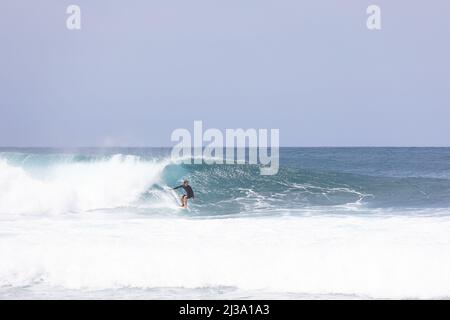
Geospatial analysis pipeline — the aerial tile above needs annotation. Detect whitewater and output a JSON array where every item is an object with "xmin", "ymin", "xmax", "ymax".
[{"xmin": 1, "ymin": 148, "xmax": 450, "ymax": 299}]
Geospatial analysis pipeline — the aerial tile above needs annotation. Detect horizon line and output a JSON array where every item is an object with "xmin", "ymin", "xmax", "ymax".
[{"xmin": 1, "ymin": 146, "xmax": 450, "ymax": 149}]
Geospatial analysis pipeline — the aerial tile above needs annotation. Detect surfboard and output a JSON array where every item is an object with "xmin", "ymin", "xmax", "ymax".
[{"xmin": 164, "ymin": 186, "xmax": 187, "ymax": 209}]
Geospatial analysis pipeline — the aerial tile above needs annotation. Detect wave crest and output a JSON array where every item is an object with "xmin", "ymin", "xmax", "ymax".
[{"xmin": 0, "ymin": 155, "xmax": 169, "ymax": 215}]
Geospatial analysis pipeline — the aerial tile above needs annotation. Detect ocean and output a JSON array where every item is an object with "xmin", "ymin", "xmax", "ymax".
[{"xmin": 1, "ymin": 147, "xmax": 450, "ymax": 299}]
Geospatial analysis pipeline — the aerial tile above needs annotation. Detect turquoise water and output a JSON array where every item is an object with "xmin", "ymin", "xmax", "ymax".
[{"xmin": 2, "ymin": 147, "xmax": 450, "ymax": 216}]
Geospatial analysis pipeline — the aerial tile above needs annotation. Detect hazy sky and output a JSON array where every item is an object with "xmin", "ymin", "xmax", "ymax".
[{"xmin": 1, "ymin": 0, "xmax": 449, "ymax": 147}]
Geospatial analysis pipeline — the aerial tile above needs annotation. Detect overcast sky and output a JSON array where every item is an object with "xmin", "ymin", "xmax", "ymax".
[{"xmin": 1, "ymin": 0, "xmax": 449, "ymax": 147}]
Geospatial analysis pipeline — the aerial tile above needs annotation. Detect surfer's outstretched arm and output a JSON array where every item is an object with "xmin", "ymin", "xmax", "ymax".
[{"xmin": 172, "ymin": 185, "xmax": 182, "ymax": 190}]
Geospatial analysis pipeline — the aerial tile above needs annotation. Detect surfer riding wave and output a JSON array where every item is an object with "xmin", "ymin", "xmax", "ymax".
[{"xmin": 173, "ymin": 180, "xmax": 194, "ymax": 208}]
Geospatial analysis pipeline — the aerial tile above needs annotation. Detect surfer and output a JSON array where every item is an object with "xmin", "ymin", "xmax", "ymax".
[{"xmin": 173, "ymin": 180, "xmax": 195, "ymax": 208}]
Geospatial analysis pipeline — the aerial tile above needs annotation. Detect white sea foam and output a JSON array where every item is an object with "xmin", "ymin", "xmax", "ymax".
[
  {"xmin": 1, "ymin": 214, "xmax": 450, "ymax": 299},
  {"xmin": 0, "ymin": 155, "xmax": 169, "ymax": 215}
]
